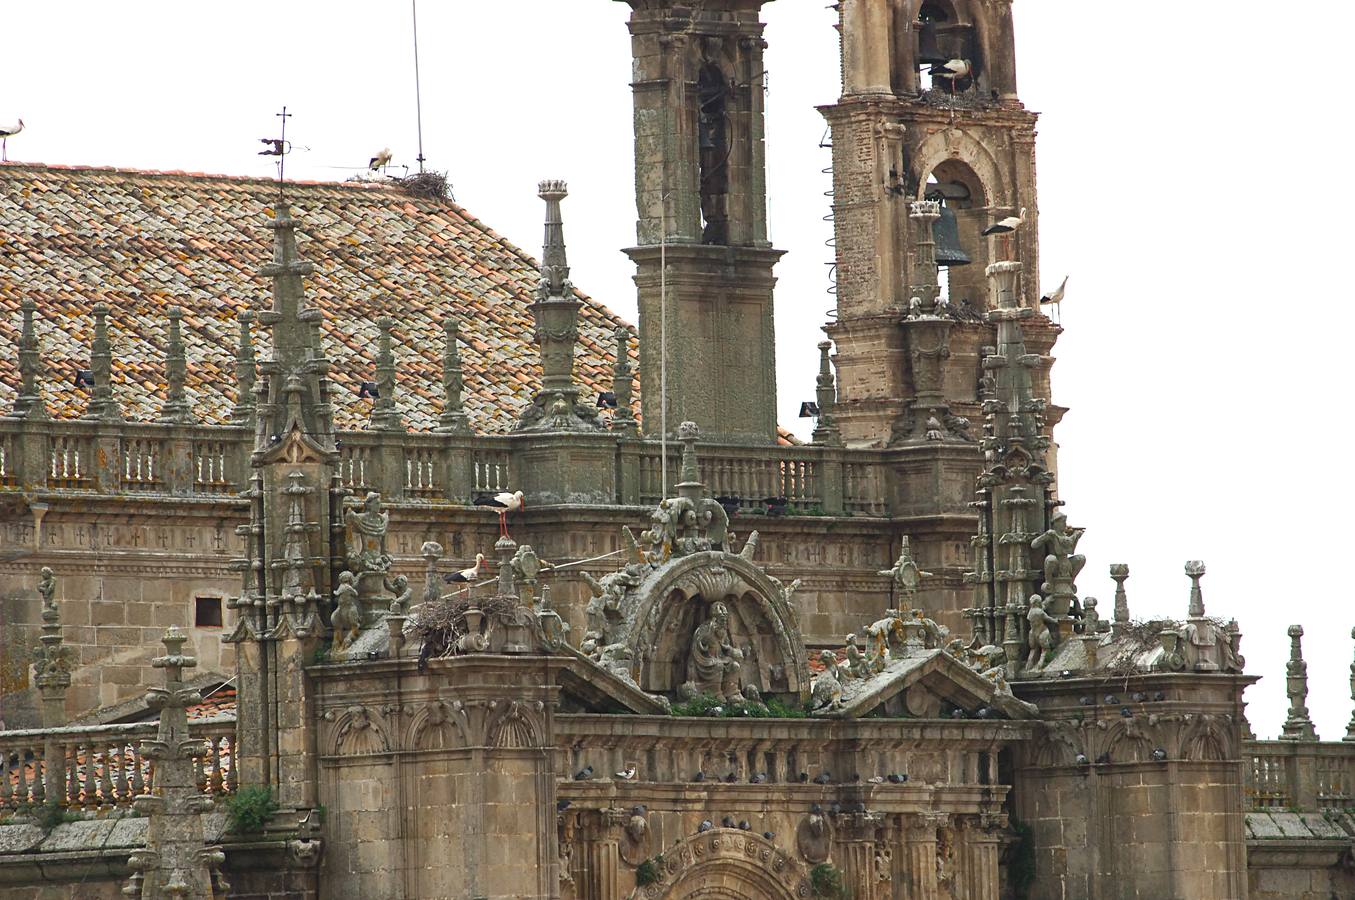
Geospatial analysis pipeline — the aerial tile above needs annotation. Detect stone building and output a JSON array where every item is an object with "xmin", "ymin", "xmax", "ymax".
[{"xmin": 1, "ymin": 1, "xmax": 1352, "ymax": 898}]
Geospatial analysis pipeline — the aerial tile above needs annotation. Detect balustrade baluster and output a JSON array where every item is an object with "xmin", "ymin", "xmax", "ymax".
[
  {"xmin": 224, "ymin": 735, "xmax": 237, "ymax": 793},
  {"xmin": 209, "ymin": 737, "xmax": 224, "ymax": 793},
  {"xmin": 131, "ymin": 745, "xmax": 146, "ymax": 797},
  {"xmin": 0, "ymin": 751, "xmax": 13, "ymax": 807},
  {"xmin": 16, "ymin": 750, "xmax": 30, "ymax": 805},
  {"xmin": 67, "ymin": 743, "xmax": 79, "ymax": 806},
  {"xmin": 115, "ymin": 741, "xmax": 131, "ymax": 802}
]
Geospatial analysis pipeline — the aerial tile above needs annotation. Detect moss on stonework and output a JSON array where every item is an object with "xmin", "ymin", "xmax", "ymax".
[
  {"xmin": 636, "ymin": 854, "xmax": 663, "ymax": 886},
  {"xmin": 669, "ymin": 692, "xmax": 809, "ymax": 719},
  {"xmin": 810, "ymin": 862, "xmax": 848, "ymax": 898}
]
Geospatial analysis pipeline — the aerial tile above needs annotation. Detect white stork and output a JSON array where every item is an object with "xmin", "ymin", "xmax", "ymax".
[
  {"xmin": 475, "ymin": 490, "xmax": 525, "ymax": 538},
  {"xmin": 929, "ymin": 59, "xmax": 972, "ymax": 80},
  {"xmin": 981, "ymin": 208, "xmax": 1027, "ymax": 236},
  {"xmin": 443, "ymin": 552, "xmax": 487, "ymax": 584},
  {"xmin": 1041, "ymin": 276, "xmax": 1069, "ymax": 306},
  {"xmin": 1, "ymin": 119, "xmax": 23, "ymax": 162},
  {"xmin": 369, "ymin": 147, "xmax": 392, "ymax": 171}
]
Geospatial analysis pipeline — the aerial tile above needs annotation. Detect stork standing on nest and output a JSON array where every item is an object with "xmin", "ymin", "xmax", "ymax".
[
  {"xmin": 369, "ymin": 147, "xmax": 392, "ymax": 171},
  {"xmin": 475, "ymin": 490, "xmax": 525, "ymax": 538},
  {"xmin": 1, "ymin": 119, "xmax": 24, "ymax": 162},
  {"xmin": 443, "ymin": 553, "xmax": 487, "ymax": 584},
  {"xmin": 982, "ymin": 208, "xmax": 1027, "ymax": 259}
]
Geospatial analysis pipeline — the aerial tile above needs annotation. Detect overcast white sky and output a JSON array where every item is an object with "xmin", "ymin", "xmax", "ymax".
[{"xmin": 5, "ymin": 1, "xmax": 1353, "ymax": 739}]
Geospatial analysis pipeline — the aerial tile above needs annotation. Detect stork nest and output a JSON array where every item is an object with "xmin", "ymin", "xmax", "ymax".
[
  {"xmin": 410, "ymin": 592, "xmax": 519, "ymax": 670},
  {"xmin": 397, "ymin": 170, "xmax": 454, "ymax": 201}
]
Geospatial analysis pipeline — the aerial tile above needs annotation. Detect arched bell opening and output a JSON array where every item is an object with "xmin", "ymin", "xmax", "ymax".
[
  {"xmin": 912, "ymin": 0, "xmax": 984, "ymax": 95},
  {"xmin": 923, "ymin": 158, "xmax": 989, "ymax": 308},
  {"xmin": 696, "ymin": 52, "xmax": 733, "ymax": 246}
]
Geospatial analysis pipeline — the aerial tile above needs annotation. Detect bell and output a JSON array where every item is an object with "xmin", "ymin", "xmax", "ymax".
[
  {"xmin": 916, "ymin": 20, "xmax": 949, "ymax": 67},
  {"xmin": 933, "ymin": 203, "xmax": 972, "ymax": 267}
]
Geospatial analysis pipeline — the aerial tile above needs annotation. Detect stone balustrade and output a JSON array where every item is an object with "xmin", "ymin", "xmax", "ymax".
[
  {"xmin": 1245, "ymin": 739, "xmax": 1355, "ymax": 811},
  {"xmin": 0, "ymin": 417, "xmax": 898, "ymax": 516},
  {"xmin": 0, "ymin": 718, "xmax": 236, "ymax": 812}
]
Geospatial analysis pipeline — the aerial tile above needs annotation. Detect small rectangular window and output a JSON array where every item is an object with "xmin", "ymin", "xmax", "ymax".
[{"xmin": 195, "ymin": 596, "xmax": 223, "ymax": 628}]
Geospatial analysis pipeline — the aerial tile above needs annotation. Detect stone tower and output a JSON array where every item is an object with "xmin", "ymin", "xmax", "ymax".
[
  {"xmin": 619, "ymin": 0, "xmax": 781, "ymax": 445},
  {"xmin": 822, "ymin": 0, "xmax": 1055, "ymax": 447}
]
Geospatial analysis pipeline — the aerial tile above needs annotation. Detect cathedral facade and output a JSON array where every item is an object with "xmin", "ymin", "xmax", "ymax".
[{"xmin": 1, "ymin": 2, "xmax": 1351, "ymax": 899}]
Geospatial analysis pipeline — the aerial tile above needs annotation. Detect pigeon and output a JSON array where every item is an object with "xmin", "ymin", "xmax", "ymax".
[
  {"xmin": 1079, "ymin": 696, "xmax": 1094, "ymax": 707},
  {"xmin": 1120, "ymin": 707, "xmax": 1133, "ymax": 719},
  {"xmin": 1132, "ymin": 692, "xmax": 1148, "ymax": 703},
  {"xmin": 1153, "ymin": 691, "xmax": 1167, "ymax": 702},
  {"xmin": 809, "ymin": 803, "xmax": 822, "ymax": 814},
  {"xmin": 975, "ymin": 706, "xmax": 998, "ymax": 719},
  {"xmin": 849, "ymin": 773, "xmax": 861, "ymax": 783},
  {"xmin": 615, "ymin": 765, "xmax": 637, "ymax": 781},
  {"xmin": 750, "ymin": 773, "xmax": 768, "ymax": 784},
  {"xmin": 797, "ymin": 772, "xmax": 809, "ymax": 783},
  {"xmin": 693, "ymin": 771, "xmax": 706, "ymax": 783},
  {"xmin": 474, "ymin": 490, "xmax": 526, "ymax": 538},
  {"xmin": 724, "ymin": 772, "xmax": 738, "ymax": 784},
  {"xmin": 1075, "ymin": 753, "xmax": 1089, "ymax": 766},
  {"xmin": 812, "ymin": 771, "xmax": 832, "ymax": 785},
  {"xmin": 572, "ymin": 765, "xmax": 594, "ymax": 781},
  {"xmin": 1152, "ymin": 748, "xmax": 1168, "ymax": 762},
  {"xmin": 556, "ymin": 799, "xmax": 572, "ymax": 811},
  {"xmin": 867, "ymin": 775, "xmax": 885, "ymax": 784},
  {"xmin": 369, "ymin": 147, "xmax": 393, "ymax": 171},
  {"xmin": 828, "ymin": 803, "xmax": 842, "ymax": 816},
  {"xmin": 737, "ymin": 820, "xmax": 751, "ymax": 831},
  {"xmin": 721, "ymin": 816, "xmax": 735, "ymax": 828},
  {"xmin": 698, "ymin": 820, "xmax": 713, "ymax": 833},
  {"xmin": 887, "ymin": 773, "xmax": 905, "ymax": 784},
  {"xmin": 1103, "ymin": 695, "xmax": 1119, "ymax": 705},
  {"xmin": 762, "ymin": 831, "xmax": 776, "ymax": 840},
  {"xmin": 444, "ymin": 553, "xmax": 487, "ymax": 584}
]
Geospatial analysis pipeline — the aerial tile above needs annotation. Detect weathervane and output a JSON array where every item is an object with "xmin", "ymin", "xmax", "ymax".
[{"xmin": 258, "ymin": 106, "xmax": 293, "ymax": 200}]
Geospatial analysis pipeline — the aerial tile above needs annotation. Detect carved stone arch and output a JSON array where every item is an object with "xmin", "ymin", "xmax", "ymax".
[
  {"xmin": 323, "ymin": 705, "xmax": 391, "ymax": 757},
  {"xmin": 1030, "ymin": 721, "xmax": 1081, "ymax": 767},
  {"xmin": 912, "ymin": 129, "xmax": 1009, "ymax": 210},
  {"xmin": 486, "ymin": 700, "xmax": 541, "ymax": 750},
  {"xmin": 1102, "ymin": 720, "xmax": 1155, "ymax": 764},
  {"xmin": 629, "ymin": 830, "xmax": 811, "ymax": 900},
  {"xmin": 1178, "ymin": 716, "xmax": 1231, "ymax": 762},
  {"xmin": 405, "ymin": 700, "xmax": 466, "ymax": 752},
  {"xmin": 623, "ymin": 552, "xmax": 810, "ymax": 700}
]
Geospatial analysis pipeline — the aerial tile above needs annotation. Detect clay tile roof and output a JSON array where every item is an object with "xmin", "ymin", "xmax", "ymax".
[{"xmin": 0, "ymin": 162, "xmax": 636, "ymax": 433}]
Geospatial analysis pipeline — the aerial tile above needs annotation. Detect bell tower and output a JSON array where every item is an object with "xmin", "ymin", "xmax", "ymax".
[
  {"xmin": 823, "ymin": 0, "xmax": 1057, "ymax": 448},
  {"xmin": 619, "ymin": 0, "xmax": 781, "ymax": 445}
]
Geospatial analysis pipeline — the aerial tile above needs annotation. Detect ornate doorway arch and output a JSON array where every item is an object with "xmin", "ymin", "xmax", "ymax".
[{"xmin": 629, "ymin": 830, "xmax": 811, "ymax": 899}]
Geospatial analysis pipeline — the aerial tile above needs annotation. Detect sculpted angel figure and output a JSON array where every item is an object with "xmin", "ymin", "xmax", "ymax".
[{"xmin": 345, "ymin": 492, "xmax": 392, "ymax": 579}]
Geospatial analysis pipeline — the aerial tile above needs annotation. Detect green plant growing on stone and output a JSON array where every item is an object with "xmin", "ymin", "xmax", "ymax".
[
  {"xmin": 226, "ymin": 785, "xmax": 278, "ymax": 834},
  {"xmin": 636, "ymin": 854, "xmax": 664, "ymax": 887},
  {"xmin": 669, "ymin": 692, "xmax": 808, "ymax": 719},
  {"xmin": 17, "ymin": 801, "xmax": 80, "ymax": 831},
  {"xmin": 810, "ymin": 862, "xmax": 848, "ymax": 898}
]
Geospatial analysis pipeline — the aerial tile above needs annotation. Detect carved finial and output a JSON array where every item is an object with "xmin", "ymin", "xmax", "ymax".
[
  {"xmin": 422, "ymin": 541, "xmax": 444, "ymax": 605},
  {"xmin": 436, "ymin": 317, "xmax": 470, "ymax": 433},
  {"xmin": 370, "ymin": 316, "xmax": 404, "ymax": 431},
  {"xmin": 909, "ymin": 200, "xmax": 942, "ymax": 313},
  {"xmin": 82, "ymin": 302, "xmax": 123, "ymax": 422},
  {"xmin": 677, "ymin": 421, "xmax": 702, "ymax": 497},
  {"xmin": 231, "ymin": 309, "xmax": 257, "ymax": 425},
  {"xmin": 159, "ymin": 306, "xmax": 196, "ymax": 425},
  {"xmin": 1184, "ymin": 561, "xmax": 1206, "ymax": 618},
  {"xmin": 7, "ymin": 298, "xmax": 50, "ymax": 420},
  {"xmin": 1109, "ymin": 564, "xmax": 1130, "ymax": 632},
  {"xmin": 1345, "ymin": 626, "xmax": 1355, "ymax": 742},
  {"xmin": 812, "ymin": 340, "xmax": 841, "ymax": 445},
  {"xmin": 32, "ymin": 566, "xmax": 71, "ymax": 727},
  {"xmin": 610, "ymin": 326, "xmax": 638, "ymax": 436},
  {"xmin": 1280, "ymin": 624, "xmax": 1318, "ymax": 741},
  {"xmin": 537, "ymin": 179, "xmax": 571, "ymax": 299}
]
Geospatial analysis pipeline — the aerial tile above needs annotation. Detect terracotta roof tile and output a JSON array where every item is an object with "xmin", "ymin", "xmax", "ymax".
[{"xmin": 0, "ymin": 162, "xmax": 638, "ymax": 433}]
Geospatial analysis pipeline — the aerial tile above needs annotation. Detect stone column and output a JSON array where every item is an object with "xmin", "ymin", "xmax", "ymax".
[
  {"xmin": 231, "ymin": 309, "xmax": 257, "ymax": 426},
  {"xmin": 370, "ymin": 316, "xmax": 404, "ymax": 432},
  {"xmin": 812, "ymin": 340, "xmax": 842, "ymax": 447},
  {"xmin": 1109, "ymin": 563, "xmax": 1130, "ymax": 637},
  {"xmin": 32, "ymin": 567, "xmax": 72, "ymax": 805},
  {"xmin": 83, "ymin": 303, "xmax": 123, "ymax": 423},
  {"xmin": 159, "ymin": 306, "xmax": 195, "ymax": 425},
  {"xmin": 899, "ymin": 812, "xmax": 941, "ymax": 900},
  {"xmin": 7, "ymin": 298, "xmax": 49, "ymax": 421},
  {"xmin": 837, "ymin": 815, "xmax": 878, "ymax": 899},
  {"xmin": 436, "ymin": 316, "xmax": 471, "ymax": 434},
  {"xmin": 125, "ymin": 627, "xmax": 226, "ymax": 899},
  {"xmin": 957, "ymin": 815, "xmax": 1003, "ymax": 900},
  {"xmin": 1280, "ymin": 624, "xmax": 1317, "ymax": 741},
  {"xmin": 609, "ymin": 326, "xmax": 638, "ymax": 438}
]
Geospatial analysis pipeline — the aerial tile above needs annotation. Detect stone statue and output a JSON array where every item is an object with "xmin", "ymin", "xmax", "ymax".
[
  {"xmin": 879, "ymin": 537, "xmax": 932, "ymax": 606},
  {"xmin": 811, "ymin": 650, "xmax": 844, "ymax": 711},
  {"xmin": 924, "ymin": 414, "xmax": 945, "ymax": 442},
  {"xmin": 683, "ymin": 601, "xmax": 744, "ymax": 703},
  {"xmin": 1081, "ymin": 596, "xmax": 1108, "ymax": 635},
  {"xmin": 345, "ymin": 492, "xmax": 392, "ymax": 602},
  {"xmin": 386, "ymin": 574, "xmax": 412, "ymax": 616},
  {"xmin": 1025, "ymin": 594, "xmax": 1057, "ymax": 671},
  {"xmin": 37, "ymin": 566, "xmax": 56, "ymax": 613},
  {"xmin": 845, "ymin": 633, "xmax": 870, "ymax": 679},
  {"xmin": 331, "ymin": 572, "xmax": 362, "ymax": 649},
  {"xmin": 1031, "ymin": 512, "xmax": 1085, "ymax": 615}
]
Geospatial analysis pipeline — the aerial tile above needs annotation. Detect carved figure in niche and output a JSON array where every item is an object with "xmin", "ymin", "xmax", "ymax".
[
  {"xmin": 811, "ymin": 650, "xmax": 844, "ymax": 710},
  {"xmin": 845, "ymin": 633, "xmax": 871, "ymax": 679},
  {"xmin": 37, "ymin": 566, "xmax": 56, "ymax": 613},
  {"xmin": 331, "ymin": 572, "xmax": 362, "ymax": 649},
  {"xmin": 1031, "ymin": 513, "xmax": 1085, "ymax": 614},
  {"xmin": 1025, "ymin": 595, "xmax": 1057, "ymax": 670},
  {"xmin": 345, "ymin": 492, "xmax": 392, "ymax": 597},
  {"xmin": 683, "ymin": 601, "xmax": 745, "ymax": 702}
]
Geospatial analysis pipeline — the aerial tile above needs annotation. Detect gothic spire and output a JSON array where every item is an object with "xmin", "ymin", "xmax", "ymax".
[
  {"xmin": 159, "ymin": 306, "xmax": 195, "ymax": 425},
  {"xmin": 7, "ymin": 298, "xmax": 49, "ymax": 420},
  {"xmin": 253, "ymin": 205, "xmax": 336, "ymax": 458},
  {"xmin": 82, "ymin": 302, "xmax": 123, "ymax": 422},
  {"xmin": 231, "ymin": 309, "xmax": 257, "ymax": 426},
  {"xmin": 369, "ymin": 316, "xmax": 404, "ymax": 431},
  {"xmin": 1280, "ymin": 624, "xmax": 1318, "ymax": 741}
]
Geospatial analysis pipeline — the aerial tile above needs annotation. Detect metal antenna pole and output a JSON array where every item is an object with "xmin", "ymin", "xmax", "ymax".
[
  {"xmin": 275, "ymin": 106, "xmax": 292, "ymax": 200},
  {"xmin": 411, "ymin": 0, "xmax": 426, "ymax": 173}
]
